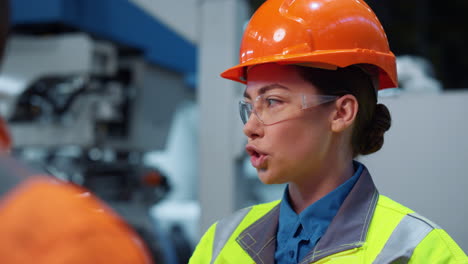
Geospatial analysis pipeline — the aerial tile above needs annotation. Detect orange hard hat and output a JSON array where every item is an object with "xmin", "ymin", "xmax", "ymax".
[
  {"xmin": 221, "ymin": 0, "xmax": 398, "ymax": 90},
  {"xmin": 0, "ymin": 176, "xmax": 153, "ymax": 264}
]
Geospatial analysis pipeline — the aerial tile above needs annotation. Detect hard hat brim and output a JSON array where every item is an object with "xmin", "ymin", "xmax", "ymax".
[{"xmin": 221, "ymin": 49, "xmax": 398, "ymax": 90}]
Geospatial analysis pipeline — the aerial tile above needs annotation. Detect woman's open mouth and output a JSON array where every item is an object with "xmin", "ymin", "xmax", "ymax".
[{"xmin": 246, "ymin": 145, "xmax": 268, "ymax": 169}]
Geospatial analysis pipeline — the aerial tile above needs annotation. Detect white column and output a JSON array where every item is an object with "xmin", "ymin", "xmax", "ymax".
[{"xmin": 198, "ymin": 0, "xmax": 249, "ymax": 234}]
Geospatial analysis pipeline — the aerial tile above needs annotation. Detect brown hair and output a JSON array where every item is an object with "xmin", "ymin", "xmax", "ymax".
[
  {"xmin": 0, "ymin": 0, "xmax": 9, "ymax": 60},
  {"xmin": 0, "ymin": 0, "xmax": 10, "ymax": 60},
  {"xmin": 297, "ymin": 65, "xmax": 391, "ymax": 156}
]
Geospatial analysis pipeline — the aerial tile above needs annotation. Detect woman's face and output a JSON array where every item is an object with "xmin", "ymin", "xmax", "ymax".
[{"xmin": 243, "ymin": 63, "xmax": 335, "ymax": 185}]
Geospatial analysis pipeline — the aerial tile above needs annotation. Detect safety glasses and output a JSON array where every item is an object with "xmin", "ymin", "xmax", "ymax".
[{"xmin": 239, "ymin": 92, "xmax": 338, "ymax": 125}]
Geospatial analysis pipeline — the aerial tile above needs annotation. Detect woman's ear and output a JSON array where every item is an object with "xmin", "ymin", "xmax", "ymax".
[{"xmin": 330, "ymin": 94, "xmax": 358, "ymax": 133}]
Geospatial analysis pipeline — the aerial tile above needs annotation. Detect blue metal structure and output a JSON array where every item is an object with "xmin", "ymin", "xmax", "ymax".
[{"xmin": 10, "ymin": 0, "xmax": 197, "ymax": 77}]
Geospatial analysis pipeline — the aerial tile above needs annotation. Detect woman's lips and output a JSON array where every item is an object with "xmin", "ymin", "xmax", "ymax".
[
  {"xmin": 251, "ymin": 154, "xmax": 267, "ymax": 168},
  {"xmin": 246, "ymin": 145, "xmax": 268, "ymax": 169}
]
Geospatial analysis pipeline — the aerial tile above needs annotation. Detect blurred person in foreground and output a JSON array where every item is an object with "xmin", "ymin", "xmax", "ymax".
[
  {"xmin": 190, "ymin": 0, "xmax": 468, "ymax": 263},
  {"xmin": 0, "ymin": 1, "xmax": 153, "ymax": 263}
]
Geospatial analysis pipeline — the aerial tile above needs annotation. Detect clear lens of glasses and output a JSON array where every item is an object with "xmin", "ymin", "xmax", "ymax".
[{"xmin": 239, "ymin": 92, "xmax": 338, "ymax": 125}]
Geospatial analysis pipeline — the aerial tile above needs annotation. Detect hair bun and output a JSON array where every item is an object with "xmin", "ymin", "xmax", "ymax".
[{"xmin": 359, "ymin": 104, "xmax": 391, "ymax": 155}]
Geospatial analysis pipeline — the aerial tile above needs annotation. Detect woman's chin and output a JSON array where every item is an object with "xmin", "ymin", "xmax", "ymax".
[{"xmin": 257, "ymin": 168, "xmax": 285, "ymax": 185}]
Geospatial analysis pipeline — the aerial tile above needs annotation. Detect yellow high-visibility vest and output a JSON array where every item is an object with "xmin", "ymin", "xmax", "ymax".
[{"xmin": 190, "ymin": 167, "xmax": 467, "ymax": 264}]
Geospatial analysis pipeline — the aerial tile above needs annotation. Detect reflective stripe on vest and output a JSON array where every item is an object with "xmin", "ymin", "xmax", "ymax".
[
  {"xmin": 373, "ymin": 212, "xmax": 437, "ymax": 263},
  {"xmin": 211, "ymin": 207, "xmax": 252, "ymax": 264}
]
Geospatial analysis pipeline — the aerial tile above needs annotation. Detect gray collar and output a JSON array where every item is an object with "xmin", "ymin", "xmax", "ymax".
[{"xmin": 236, "ymin": 166, "xmax": 379, "ymax": 263}]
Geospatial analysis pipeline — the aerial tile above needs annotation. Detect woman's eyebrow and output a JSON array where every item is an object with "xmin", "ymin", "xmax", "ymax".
[{"xmin": 243, "ymin": 83, "xmax": 290, "ymax": 99}]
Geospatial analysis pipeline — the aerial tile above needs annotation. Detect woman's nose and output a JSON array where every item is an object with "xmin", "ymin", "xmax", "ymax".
[{"xmin": 242, "ymin": 114, "xmax": 264, "ymax": 139}]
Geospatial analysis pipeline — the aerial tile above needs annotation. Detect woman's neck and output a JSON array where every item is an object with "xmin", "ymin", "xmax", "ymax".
[{"xmin": 287, "ymin": 158, "xmax": 355, "ymax": 214}]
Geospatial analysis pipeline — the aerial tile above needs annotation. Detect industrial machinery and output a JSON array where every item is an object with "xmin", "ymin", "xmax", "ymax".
[
  {"xmin": 0, "ymin": 32, "xmax": 192, "ymax": 263},
  {"xmin": 2, "ymin": 1, "xmax": 195, "ymax": 263}
]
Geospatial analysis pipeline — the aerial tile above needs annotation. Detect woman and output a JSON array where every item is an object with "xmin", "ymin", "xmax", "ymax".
[{"xmin": 190, "ymin": 0, "xmax": 467, "ymax": 263}]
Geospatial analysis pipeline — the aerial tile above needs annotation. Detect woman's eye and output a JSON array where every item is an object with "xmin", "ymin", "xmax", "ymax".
[{"xmin": 266, "ymin": 98, "xmax": 282, "ymax": 107}]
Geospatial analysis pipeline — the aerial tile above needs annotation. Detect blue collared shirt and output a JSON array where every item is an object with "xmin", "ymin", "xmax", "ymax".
[{"xmin": 275, "ymin": 161, "xmax": 363, "ymax": 263}]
